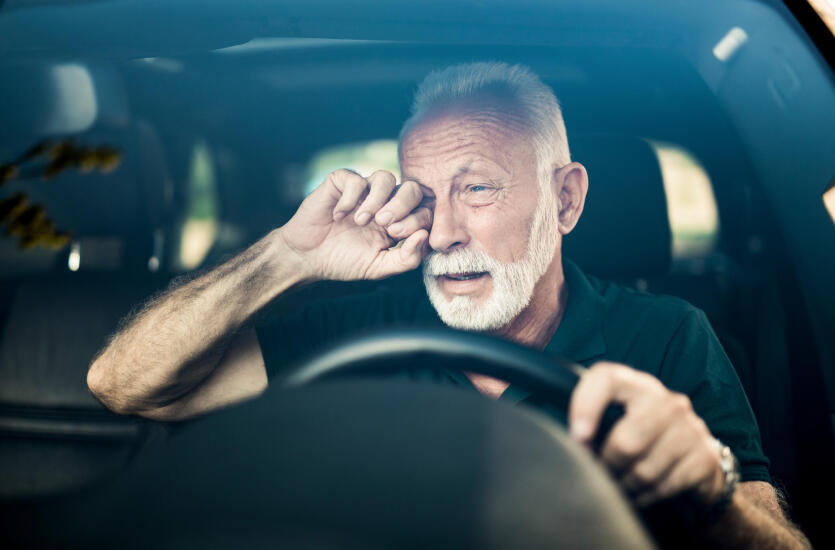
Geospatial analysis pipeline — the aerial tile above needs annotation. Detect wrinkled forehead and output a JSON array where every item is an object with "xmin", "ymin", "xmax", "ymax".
[{"xmin": 399, "ymin": 98, "xmax": 535, "ymax": 163}]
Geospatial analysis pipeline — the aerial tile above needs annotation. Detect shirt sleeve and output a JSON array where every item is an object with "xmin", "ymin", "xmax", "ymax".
[
  {"xmin": 255, "ymin": 299, "xmax": 339, "ymax": 380},
  {"xmin": 255, "ymin": 285, "xmax": 434, "ymax": 380},
  {"xmin": 658, "ymin": 308, "xmax": 771, "ymax": 483}
]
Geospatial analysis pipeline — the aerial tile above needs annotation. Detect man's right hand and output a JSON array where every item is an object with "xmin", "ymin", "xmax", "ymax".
[
  {"xmin": 88, "ymin": 168, "xmax": 431, "ymax": 420},
  {"xmin": 279, "ymin": 169, "xmax": 432, "ymax": 281}
]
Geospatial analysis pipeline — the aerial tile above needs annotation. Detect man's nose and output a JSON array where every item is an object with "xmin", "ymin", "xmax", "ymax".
[{"xmin": 428, "ymin": 200, "xmax": 469, "ymax": 252}]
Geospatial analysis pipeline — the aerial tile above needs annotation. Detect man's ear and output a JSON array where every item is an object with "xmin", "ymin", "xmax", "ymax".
[{"xmin": 553, "ymin": 162, "xmax": 589, "ymax": 235}]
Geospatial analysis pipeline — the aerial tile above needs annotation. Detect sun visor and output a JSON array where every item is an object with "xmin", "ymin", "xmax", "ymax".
[{"xmin": 0, "ymin": 61, "xmax": 129, "ymax": 139}]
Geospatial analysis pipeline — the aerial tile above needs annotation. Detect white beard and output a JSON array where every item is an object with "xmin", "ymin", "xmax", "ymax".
[{"xmin": 422, "ymin": 186, "xmax": 560, "ymax": 331}]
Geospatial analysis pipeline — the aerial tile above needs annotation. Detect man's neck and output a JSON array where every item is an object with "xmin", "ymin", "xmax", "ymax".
[
  {"xmin": 494, "ymin": 258, "xmax": 568, "ymax": 350},
  {"xmin": 466, "ymin": 258, "xmax": 569, "ymax": 399}
]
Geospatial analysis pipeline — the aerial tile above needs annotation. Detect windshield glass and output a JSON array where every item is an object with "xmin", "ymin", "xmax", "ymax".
[{"xmin": 1, "ymin": 0, "xmax": 834, "ymax": 547}]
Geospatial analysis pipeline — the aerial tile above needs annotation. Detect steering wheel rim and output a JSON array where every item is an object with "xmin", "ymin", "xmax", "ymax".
[
  {"xmin": 280, "ymin": 328, "xmax": 622, "ymax": 445},
  {"xmin": 283, "ymin": 327, "xmax": 580, "ymax": 397}
]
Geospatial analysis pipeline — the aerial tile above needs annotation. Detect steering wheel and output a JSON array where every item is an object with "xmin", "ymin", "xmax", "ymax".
[
  {"xmin": 280, "ymin": 327, "xmax": 623, "ymax": 450},
  {"xmin": 5, "ymin": 328, "xmax": 646, "ymax": 550}
]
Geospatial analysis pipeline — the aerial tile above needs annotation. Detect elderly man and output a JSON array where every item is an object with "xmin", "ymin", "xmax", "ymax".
[{"xmin": 88, "ymin": 62, "xmax": 809, "ymax": 548}]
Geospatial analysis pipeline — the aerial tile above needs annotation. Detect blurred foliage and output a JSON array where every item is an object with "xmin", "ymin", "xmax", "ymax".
[
  {"xmin": 0, "ymin": 193, "xmax": 69, "ymax": 249},
  {"xmin": 0, "ymin": 138, "xmax": 123, "ymax": 250}
]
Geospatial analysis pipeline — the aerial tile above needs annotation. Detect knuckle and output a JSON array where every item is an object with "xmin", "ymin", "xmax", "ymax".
[
  {"xmin": 589, "ymin": 360, "xmax": 618, "ymax": 372},
  {"xmin": 591, "ymin": 362, "xmax": 634, "ymax": 384},
  {"xmin": 586, "ymin": 362, "xmax": 617, "ymax": 382},
  {"xmin": 621, "ymin": 367, "xmax": 662, "ymax": 391},
  {"xmin": 399, "ymin": 180, "xmax": 422, "ymax": 201},
  {"xmin": 330, "ymin": 168, "xmax": 359, "ymax": 182},
  {"xmin": 370, "ymin": 170, "xmax": 396, "ymax": 186},
  {"xmin": 400, "ymin": 179, "xmax": 419, "ymax": 192},
  {"xmin": 634, "ymin": 369, "xmax": 658, "ymax": 385},
  {"xmin": 633, "ymin": 463, "xmax": 655, "ymax": 486},
  {"xmin": 609, "ymin": 431, "xmax": 643, "ymax": 461},
  {"xmin": 388, "ymin": 220, "xmax": 410, "ymax": 235},
  {"xmin": 669, "ymin": 393, "xmax": 693, "ymax": 415}
]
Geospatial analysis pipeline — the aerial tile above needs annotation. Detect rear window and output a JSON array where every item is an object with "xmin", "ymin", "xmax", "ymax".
[{"xmin": 300, "ymin": 139, "xmax": 721, "ymax": 260}]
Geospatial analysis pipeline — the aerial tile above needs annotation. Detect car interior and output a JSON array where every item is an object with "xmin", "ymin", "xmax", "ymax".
[{"xmin": 1, "ymin": 0, "xmax": 834, "ymax": 548}]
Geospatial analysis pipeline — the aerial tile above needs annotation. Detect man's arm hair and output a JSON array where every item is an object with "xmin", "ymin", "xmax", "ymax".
[
  {"xmin": 87, "ymin": 229, "xmax": 307, "ymax": 420},
  {"xmin": 705, "ymin": 481, "xmax": 812, "ymax": 549},
  {"xmin": 87, "ymin": 169, "xmax": 431, "ymax": 421}
]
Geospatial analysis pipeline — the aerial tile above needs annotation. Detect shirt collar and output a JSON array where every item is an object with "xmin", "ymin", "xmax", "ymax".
[
  {"xmin": 544, "ymin": 258, "xmax": 608, "ymax": 363},
  {"xmin": 416, "ymin": 257, "xmax": 608, "ymax": 362},
  {"xmin": 414, "ymin": 258, "xmax": 607, "ymax": 402},
  {"xmin": 501, "ymin": 259, "xmax": 608, "ymax": 404}
]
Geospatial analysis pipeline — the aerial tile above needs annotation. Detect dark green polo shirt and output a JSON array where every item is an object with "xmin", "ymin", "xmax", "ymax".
[{"xmin": 256, "ymin": 259, "xmax": 771, "ymax": 483}]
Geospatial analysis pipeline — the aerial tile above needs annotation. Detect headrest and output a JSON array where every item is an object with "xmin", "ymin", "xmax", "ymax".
[{"xmin": 562, "ymin": 134, "xmax": 671, "ymax": 279}]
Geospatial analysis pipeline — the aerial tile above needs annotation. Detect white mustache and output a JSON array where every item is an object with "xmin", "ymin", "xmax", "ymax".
[{"xmin": 424, "ymin": 248, "xmax": 502, "ymax": 276}]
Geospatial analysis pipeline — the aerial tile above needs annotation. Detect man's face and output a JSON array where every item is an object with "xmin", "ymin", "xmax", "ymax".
[{"xmin": 400, "ymin": 104, "xmax": 560, "ymax": 330}]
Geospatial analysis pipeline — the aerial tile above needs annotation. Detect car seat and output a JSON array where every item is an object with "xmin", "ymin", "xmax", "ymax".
[{"xmin": 0, "ymin": 121, "xmax": 172, "ymax": 498}]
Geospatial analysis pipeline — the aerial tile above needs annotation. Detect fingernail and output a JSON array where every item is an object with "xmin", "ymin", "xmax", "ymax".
[
  {"xmin": 356, "ymin": 212, "xmax": 370, "ymax": 225},
  {"xmin": 377, "ymin": 212, "xmax": 393, "ymax": 226},
  {"xmin": 571, "ymin": 420, "xmax": 592, "ymax": 442},
  {"xmin": 388, "ymin": 222, "xmax": 403, "ymax": 234}
]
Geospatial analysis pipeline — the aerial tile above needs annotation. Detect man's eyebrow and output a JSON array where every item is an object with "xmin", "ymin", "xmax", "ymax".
[{"xmin": 456, "ymin": 158, "xmax": 510, "ymax": 178}]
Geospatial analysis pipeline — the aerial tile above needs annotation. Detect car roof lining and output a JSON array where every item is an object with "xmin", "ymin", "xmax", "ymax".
[{"xmin": 0, "ymin": 1, "xmax": 802, "ymax": 58}]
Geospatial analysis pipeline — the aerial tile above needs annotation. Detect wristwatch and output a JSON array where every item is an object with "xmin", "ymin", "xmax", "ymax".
[{"xmin": 702, "ymin": 438, "xmax": 741, "ymax": 524}]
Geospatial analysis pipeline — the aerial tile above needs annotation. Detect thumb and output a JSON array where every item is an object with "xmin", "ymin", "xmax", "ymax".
[{"xmin": 373, "ymin": 229, "xmax": 428, "ymax": 278}]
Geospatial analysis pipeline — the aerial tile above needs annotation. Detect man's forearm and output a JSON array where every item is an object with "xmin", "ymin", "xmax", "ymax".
[
  {"xmin": 87, "ymin": 228, "xmax": 308, "ymax": 414},
  {"xmin": 704, "ymin": 482, "xmax": 811, "ymax": 550}
]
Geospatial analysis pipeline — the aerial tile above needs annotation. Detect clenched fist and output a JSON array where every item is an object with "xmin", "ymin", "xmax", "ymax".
[
  {"xmin": 569, "ymin": 362, "xmax": 727, "ymax": 509},
  {"xmin": 279, "ymin": 169, "xmax": 432, "ymax": 281}
]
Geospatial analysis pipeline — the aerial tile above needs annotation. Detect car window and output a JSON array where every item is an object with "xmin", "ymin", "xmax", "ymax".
[
  {"xmin": 302, "ymin": 140, "xmax": 400, "ymax": 197},
  {"xmin": 651, "ymin": 143, "xmax": 720, "ymax": 259}
]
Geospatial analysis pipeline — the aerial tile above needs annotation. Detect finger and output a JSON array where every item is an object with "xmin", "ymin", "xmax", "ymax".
[
  {"xmin": 398, "ymin": 228, "xmax": 430, "ymax": 266},
  {"xmin": 329, "ymin": 169, "xmax": 369, "ymax": 221},
  {"xmin": 354, "ymin": 170, "xmax": 397, "ymax": 225},
  {"xmin": 371, "ymin": 229, "xmax": 428, "ymax": 279},
  {"xmin": 599, "ymin": 392, "xmax": 675, "ymax": 472},
  {"xmin": 375, "ymin": 180, "xmax": 423, "ymax": 227},
  {"xmin": 637, "ymin": 435, "xmax": 722, "ymax": 506},
  {"xmin": 568, "ymin": 362, "xmax": 663, "ymax": 445},
  {"xmin": 386, "ymin": 207, "xmax": 433, "ymax": 239},
  {"xmin": 617, "ymin": 415, "xmax": 694, "ymax": 493}
]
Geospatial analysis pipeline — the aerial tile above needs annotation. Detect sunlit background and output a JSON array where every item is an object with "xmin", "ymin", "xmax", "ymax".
[{"xmin": 298, "ymin": 139, "xmax": 720, "ymax": 261}]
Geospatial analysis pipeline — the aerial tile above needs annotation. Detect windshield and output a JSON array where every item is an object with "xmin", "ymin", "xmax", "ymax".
[{"xmin": 1, "ymin": 0, "xmax": 834, "ymax": 547}]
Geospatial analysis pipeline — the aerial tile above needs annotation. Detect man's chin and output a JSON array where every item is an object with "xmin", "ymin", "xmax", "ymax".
[
  {"xmin": 425, "ymin": 287, "xmax": 519, "ymax": 332},
  {"xmin": 423, "ymin": 267, "xmax": 522, "ymax": 331}
]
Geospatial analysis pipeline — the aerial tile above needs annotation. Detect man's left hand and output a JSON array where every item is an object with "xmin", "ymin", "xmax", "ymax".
[{"xmin": 568, "ymin": 361, "xmax": 726, "ymax": 508}]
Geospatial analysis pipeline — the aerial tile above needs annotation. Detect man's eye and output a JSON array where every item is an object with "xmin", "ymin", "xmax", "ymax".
[{"xmin": 462, "ymin": 184, "xmax": 498, "ymax": 206}]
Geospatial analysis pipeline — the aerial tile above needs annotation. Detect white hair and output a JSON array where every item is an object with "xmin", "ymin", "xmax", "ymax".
[{"xmin": 400, "ymin": 61, "xmax": 571, "ymax": 189}]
